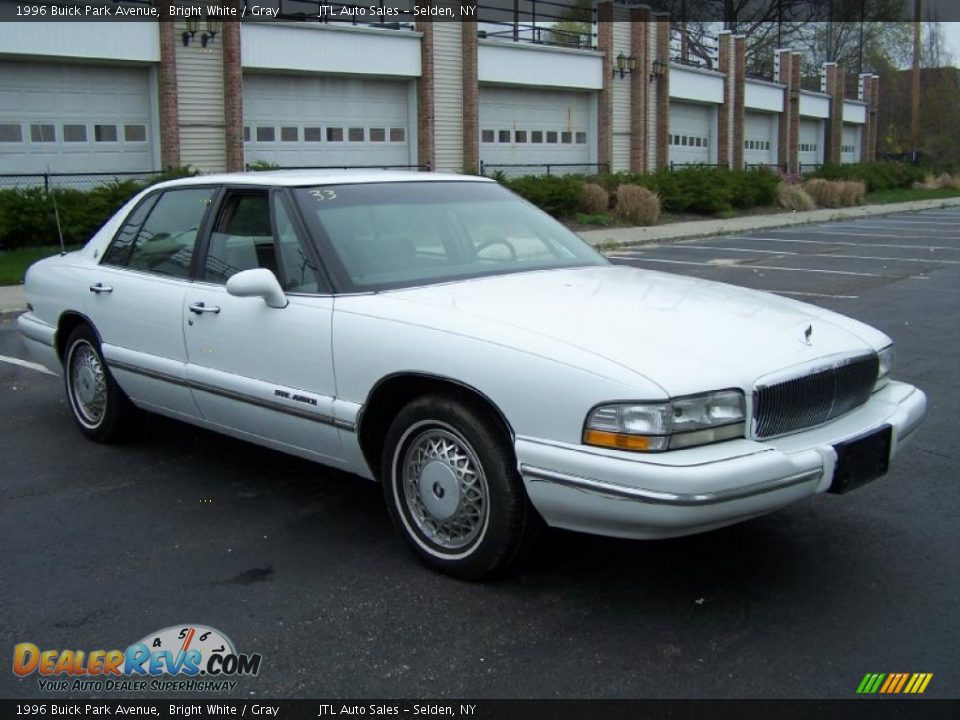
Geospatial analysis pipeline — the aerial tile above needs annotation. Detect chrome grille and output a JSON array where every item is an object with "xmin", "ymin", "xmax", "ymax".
[{"xmin": 753, "ymin": 354, "xmax": 879, "ymax": 439}]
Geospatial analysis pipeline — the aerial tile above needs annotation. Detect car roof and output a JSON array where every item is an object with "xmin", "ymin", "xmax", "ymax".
[{"xmin": 150, "ymin": 170, "xmax": 496, "ymax": 189}]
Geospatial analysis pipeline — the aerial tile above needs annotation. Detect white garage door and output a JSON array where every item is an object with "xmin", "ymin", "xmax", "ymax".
[
  {"xmin": 799, "ymin": 118, "xmax": 824, "ymax": 172},
  {"xmin": 841, "ymin": 123, "xmax": 862, "ymax": 164},
  {"xmin": 243, "ymin": 74, "xmax": 413, "ymax": 169},
  {"xmin": 744, "ymin": 111, "xmax": 778, "ymax": 168},
  {"xmin": 479, "ymin": 87, "xmax": 591, "ymax": 176},
  {"xmin": 669, "ymin": 102, "xmax": 714, "ymax": 166},
  {"xmin": 0, "ymin": 61, "xmax": 154, "ymax": 177}
]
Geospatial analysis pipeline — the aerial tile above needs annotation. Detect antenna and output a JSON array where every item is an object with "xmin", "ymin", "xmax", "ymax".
[
  {"xmin": 47, "ymin": 164, "xmax": 66, "ymax": 256},
  {"xmin": 37, "ymin": 122, "xmax": 67, "ymax": 255}
]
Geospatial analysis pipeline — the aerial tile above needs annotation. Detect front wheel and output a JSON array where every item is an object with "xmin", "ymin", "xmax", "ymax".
[
  {"xmin": 382, "ymin": 395, "xmax": 533, "ymax": 579},
  {"xmin": 63, "ymin": 324, "xmax": 137, "ymax": 442}
]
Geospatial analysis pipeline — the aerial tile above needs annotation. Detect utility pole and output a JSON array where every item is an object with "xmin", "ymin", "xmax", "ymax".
[{"xmin": 912, "ymin": 0, "xmax": 921, "ymax": 163}]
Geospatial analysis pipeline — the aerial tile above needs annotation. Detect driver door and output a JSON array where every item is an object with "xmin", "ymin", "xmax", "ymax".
[{"xmin": 182, "ymin": 188, "xmax": 341, "ymax": 462}]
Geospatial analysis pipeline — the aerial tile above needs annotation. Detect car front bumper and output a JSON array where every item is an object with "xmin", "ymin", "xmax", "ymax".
[{"xmin": 516, "ymin": 381, "xmax": 926, "ymax": 539}]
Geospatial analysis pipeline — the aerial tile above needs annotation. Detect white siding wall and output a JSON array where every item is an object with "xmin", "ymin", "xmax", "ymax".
[
  {"xmin": 477, "ymin": 42, "xmax": 602, "ymax": 90},
  {"xmin": 0, "ymin": 22, "xmax": 159, "ymax": 63},
  {"xmin": 433, "ymin": 23, "xmax": 463, "ymax": 173},
  {"xmin": 843, "ymin": 101, "xmax": 867, "ymax": 124},
  {"xmin": 241, "ymin": 23, "xmax": 421, "ymax": 78},
  {"xmin": 611, "ymin": 22, "xmax": 631, "ymax": 173},
  {"xmin": 175, "ymin": 22, "xmax": 225, "ymax": 172}
]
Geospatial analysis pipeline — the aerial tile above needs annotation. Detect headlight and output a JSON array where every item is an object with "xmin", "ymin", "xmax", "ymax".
[
  {"xmin": 583, "ymin": 390, "xmax": 746, "ymax": 453},
  {"xmin": 875, "ymin": 344, "xmax": 894, "ymax": 391}
]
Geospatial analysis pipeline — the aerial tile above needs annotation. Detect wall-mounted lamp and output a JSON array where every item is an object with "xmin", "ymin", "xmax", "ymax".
[
  {"xmin": 182, "ymin": 18, "xmax": 222, "ymax": 48},
  {"xmin": 613, "ymin": 52, "xmax": 637, "ymax": 79},
  {"xmin": 650, "ymin": 58, "xmax": 667, "ymax": 82}
]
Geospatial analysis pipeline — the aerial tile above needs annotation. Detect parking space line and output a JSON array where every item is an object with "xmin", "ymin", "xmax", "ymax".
[
  {"xmin": 0, "ymin": 353, "xmax": 57, "ymax": 376},
  {"xmin": 609, "ymin": 256, "xmax": 929, "ymax": 278},
  {"xmin": 723, "ymin": 236, "xmax": 960, "ymax": 251},
  {"xmin": 783, "ymin": 229, "xmax": 960, "ymax": 240},
  {"xmin": 772, "ymin": 290, "xmax": 860, "ymax": 299},
  {"xmin": 665, "ymin": 245, "xmax": 960, "ymax": 264}
]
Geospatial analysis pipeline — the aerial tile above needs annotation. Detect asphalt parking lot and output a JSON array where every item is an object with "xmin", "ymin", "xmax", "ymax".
[{"xmin": 1, "ymin": 209, "xmax": 958, "ymax": 700}]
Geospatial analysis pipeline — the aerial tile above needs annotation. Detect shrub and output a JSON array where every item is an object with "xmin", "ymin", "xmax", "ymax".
[
  {"xmin": 777, "ymin": 182, "xmax": 816, "ymax": 212},
  {"xmin": 615, "ymin": 184, "xmax": 661, "ymax": 225},
  {"xmin": 580, "ymin": 183, "xmax": 610, "ymax": 214},
  {"xmin": 0, "ymin": 168, "xmax": 197, "ymax": 251},
  {"xmin": 506, "ymin": 174, "xmax": 584, "ymax": 218},
  {"xmin": 813, "ymin": 162, "xmax": 926, "ymax": 192}
]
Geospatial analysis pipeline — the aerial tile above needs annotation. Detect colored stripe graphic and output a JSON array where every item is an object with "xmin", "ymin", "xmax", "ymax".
[{"xmin": 857, "ymin": 673, "xmax": 932, "ymax": 694}]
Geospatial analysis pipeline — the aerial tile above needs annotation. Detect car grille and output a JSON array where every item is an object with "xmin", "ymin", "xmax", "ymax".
[{"xmin": 753, "ymin": 354, "xmax": 879, "ymax": 439}]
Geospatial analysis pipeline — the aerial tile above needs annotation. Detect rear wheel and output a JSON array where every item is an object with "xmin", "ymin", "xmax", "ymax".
[
  {"xmin": 63, "ymin": 324, "xmax": 136, "ymax": 442},
  {"xmin": 382, "ymin": 394, "xmax": 533, "ymax": 579}
]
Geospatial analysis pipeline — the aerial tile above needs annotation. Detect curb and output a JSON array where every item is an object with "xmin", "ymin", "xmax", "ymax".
[{"xmin": 580, "ymin": 196, "xmax": 960, "ymax": 248}]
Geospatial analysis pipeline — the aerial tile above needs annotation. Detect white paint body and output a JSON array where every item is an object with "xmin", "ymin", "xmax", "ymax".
[{"xmin": 19, "ymin": 172, "xmax": 926, "ymax": 541}]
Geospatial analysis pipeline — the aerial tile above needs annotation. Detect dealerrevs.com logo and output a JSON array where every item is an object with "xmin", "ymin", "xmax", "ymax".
[{"xmin": 13, "ymin": 625, "xmax": 262, "ymax": 693}]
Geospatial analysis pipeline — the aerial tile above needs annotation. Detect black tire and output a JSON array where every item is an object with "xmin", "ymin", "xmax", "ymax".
[
  {"xmin": 382, "ymin": 394, "xmax": 533, "ymax": 580},
  {"xmin": 63, "ymin": 324, "xmax": 137, "ymax": 443}
]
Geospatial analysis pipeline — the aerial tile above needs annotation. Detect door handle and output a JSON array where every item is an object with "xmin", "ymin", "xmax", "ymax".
[
  {"xmin": 188, "ymin": 302, "xmax": 221, "ymax": 315},
  {"xmin": 89, "ymin": 283, "xmax": 113, "ymax": 294}
]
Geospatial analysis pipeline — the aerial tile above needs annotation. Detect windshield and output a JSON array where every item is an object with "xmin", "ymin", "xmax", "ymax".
[{"xmin": 292, "ymin": 181, "xmax": 608, "ymax": 292}]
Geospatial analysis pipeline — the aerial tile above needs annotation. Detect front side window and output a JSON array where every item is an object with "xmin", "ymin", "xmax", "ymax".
[
  {"xmin": 122, "ymin": 188, "xmax": 214, "ymax": 278},
  {"xmin": 203, "ymin": 190, "xmax": 322, "ymax": 293},
  {"xmin": 294, "ymin": 182, "xmax": 607, "ymax": 292}
]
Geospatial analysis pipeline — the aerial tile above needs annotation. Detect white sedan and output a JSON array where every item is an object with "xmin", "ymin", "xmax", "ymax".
[{"xmin": 18, "ymin": 171, "xmax": 926, "ymax": 578}]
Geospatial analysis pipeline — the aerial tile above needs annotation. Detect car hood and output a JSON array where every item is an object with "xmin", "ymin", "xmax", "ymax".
[{"xmin": 387, "ymin": 265, "xmax": 889, "ymax": 397}]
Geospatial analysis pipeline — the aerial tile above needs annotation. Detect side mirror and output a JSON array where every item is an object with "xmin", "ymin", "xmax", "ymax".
[{"xmin": 225, "ymin": 268, "xmax": 288, "ymax": 309}]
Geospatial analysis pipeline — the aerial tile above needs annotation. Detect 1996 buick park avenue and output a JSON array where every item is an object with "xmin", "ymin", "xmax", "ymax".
[{"xmin": 18, "ymin": 172, "xmax": 926, "ymax": 577}]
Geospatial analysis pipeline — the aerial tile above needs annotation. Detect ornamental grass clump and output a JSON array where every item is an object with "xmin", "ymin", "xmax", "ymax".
[
  {"xmin": 580, "ymin": 182, "xmax": 610, "ymax": 215},
  {"xmin": 615, "ymin": 184, "xmax": 661, "ymax": 225},
  {"xmin": 777, "ymin": 181, "xmax": 816, "ymax": 212}
]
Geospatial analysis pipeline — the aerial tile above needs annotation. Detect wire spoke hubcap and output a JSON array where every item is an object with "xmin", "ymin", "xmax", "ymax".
[
  {"xmin": 70, "ymin": 343, "xmax": 107, "ymax": 426},
  {"xmin": 402, "ymin": 428, "xmax": 488, "ymax": 551}
]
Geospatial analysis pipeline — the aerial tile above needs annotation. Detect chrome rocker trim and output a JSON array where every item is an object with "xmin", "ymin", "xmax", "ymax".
[{"xmin": 106, "ymin": 359, "xmax": 357, "ymax": 432}]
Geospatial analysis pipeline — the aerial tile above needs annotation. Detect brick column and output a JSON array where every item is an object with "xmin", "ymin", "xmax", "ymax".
[
  {"xmin": 776, "ymin": 49, "xmax": 801, "ymax": 174},
  {"xmin": 775, "ymin": 49, "xmax": 790, "ymax": 171},
  {"xmin": 629, "ymin": 7, "xmax": 649, "ymax": 173},
  {"xmin": 222, "ymin": 13, "xmax": 243, "ymax": 173},
  {"xmin": 717, "ymin": 31, "xmax": 732, "ymax": 167},
  {"xmin": 157, "ymin": 5, "xmax": 180, "ymax": 169},
  {"xmin": 868, "ymin": 75, "xmax": 880, "ymax": 162},
  {"xmin": 824, "ymin": 63, "xmax": 844, "ymax": 165},
  {"xmin": 790, "ymin": 52, "xmax": 802, "ymax": 172},
  {"xmin": 462, "ymin": 16, "xmax": 479, "ymax": 173},
  {"xmin": 732, "ymin": 35, "xmax": 746, "ymax": 170},
  {"xmin": 597, "ymin": 1, "xmax": 613, "ymax": 173},
  {"xmin": 654, "ymin": 13, "xmax": 670, "ymax": 170},
  {"xmin": 416, "ymin": 17, "xmax": 435, "ymax": 171}
]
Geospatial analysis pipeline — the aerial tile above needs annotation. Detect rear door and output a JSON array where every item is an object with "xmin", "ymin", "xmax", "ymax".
[
  {"xmin": 183, "ymin": 187, "xmax": 341, "ymax": 462},
  {"xmin": 89, "ymin": 185, "xmax": 216, "ymax": 418}
]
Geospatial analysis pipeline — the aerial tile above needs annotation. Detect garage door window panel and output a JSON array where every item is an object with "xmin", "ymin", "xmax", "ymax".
[
  {"xmin": 30, "ymin": 124, "xmax": 56, "ymax": 143},
  {"xmin": 0, "ymin": 124, "xmax": 23, "ymax": 142},
  {"xmin": 125, "ymin": 188, "xmax": 215, "ymax": 279},
  {"xmin": 63, "ymin": 125, "xmax": 87, "ymax": 143},
  {"xmin": 124, "ymin": 125, "xmax": 147, "ymax": 143},
  {"xmin": 304, "ymin": 127, "xmax": 322, "ymax": 142},
  {"xmin": 94, "ymin": 125, "xmax": 118, "ymax": 143}
]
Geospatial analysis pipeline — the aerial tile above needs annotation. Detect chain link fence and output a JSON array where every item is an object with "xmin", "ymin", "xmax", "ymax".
[{"xmin": 0, "ymin": 171, "xmax": 162, "ymax": 192}]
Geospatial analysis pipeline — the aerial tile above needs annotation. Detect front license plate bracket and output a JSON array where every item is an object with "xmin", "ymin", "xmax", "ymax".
[{"xmin": 829, "ymin": 424, "xmax": 893, "ymax": 494}]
